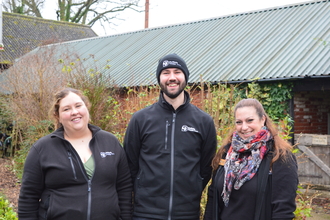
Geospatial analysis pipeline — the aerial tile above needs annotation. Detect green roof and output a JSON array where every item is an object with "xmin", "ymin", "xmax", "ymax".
[{"xmin": 11, "ymin": 0, "xmax": 330, "ymax": 86}]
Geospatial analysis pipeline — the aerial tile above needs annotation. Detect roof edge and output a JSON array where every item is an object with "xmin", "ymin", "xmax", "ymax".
[
  {"xmin": 3, "ymin": 11, "xmax": 92, "ymax": 28},
  {"xmin": 99, "ymin": 0, "xmax": 328, "ymax": 38}
]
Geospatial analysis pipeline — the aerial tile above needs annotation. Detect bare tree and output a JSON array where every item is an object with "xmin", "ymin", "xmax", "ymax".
[
  {"xmin": 3, "ymin": 0, "xmax": 142, "ymax": 28},
  {"xmin": 3, "ymin": 0, "xmax": 44, "ymax": 16}
]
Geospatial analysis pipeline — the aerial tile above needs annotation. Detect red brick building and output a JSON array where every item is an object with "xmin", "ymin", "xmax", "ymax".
[{"xmin": 293, "ymin": 79, "xmax": 330, "ymax": 135}]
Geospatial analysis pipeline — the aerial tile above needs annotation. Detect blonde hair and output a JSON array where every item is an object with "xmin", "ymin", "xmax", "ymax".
[{"xmin": 211, "ymin": 98, "xmax": 293, "ymax": 170}]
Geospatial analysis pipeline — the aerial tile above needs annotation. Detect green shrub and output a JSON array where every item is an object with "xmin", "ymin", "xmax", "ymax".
[
  {"xmin": 0, "ymin": 196, "xmax": 17, "ymax": 220},
  {"xmin": 13, "ymin": 120, "xmax": 53, "ymax": 180},
  {"xmin": 294, "ymin": 185, "xmax": 320, "ymax": 220}
]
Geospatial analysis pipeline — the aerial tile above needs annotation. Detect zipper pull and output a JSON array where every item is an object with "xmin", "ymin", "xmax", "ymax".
[{"xmin": 88, "ymin": 180, "xmax": 92, "ymax": 192}]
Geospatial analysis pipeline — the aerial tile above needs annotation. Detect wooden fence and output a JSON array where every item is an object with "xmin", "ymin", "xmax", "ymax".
[{"xmin": 294, "ymin": 134, "xmax": 330, "ymax": 188}]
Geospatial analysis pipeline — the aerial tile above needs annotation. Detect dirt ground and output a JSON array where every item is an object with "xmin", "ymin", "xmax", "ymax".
[
  {"xmin": 0, "ymin": 158, "xmax": 20, "ymax": 212},
  {"xmin": 0, "ymin": 157, "xmax": 329, "ymax": 218},
  {"xmin": 308, "ymin": 195, "xmax": 330, "ymax": 220}
]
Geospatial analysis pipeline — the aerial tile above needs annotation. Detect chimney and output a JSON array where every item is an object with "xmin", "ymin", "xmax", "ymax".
[
  {"xmin": 0, "ymin": 0, "xmax": 4, "ymax": 51},
  {"xmin": 145, "ymin": 0, "xmax": 149, "ymax": 29}
]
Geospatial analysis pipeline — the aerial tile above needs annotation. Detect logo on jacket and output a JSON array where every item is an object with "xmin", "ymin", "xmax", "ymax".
[
  {"xmin": 181, "ymin": 125, "xmax": 199, "ymax": 133},
  {"xmin": 100, "ymin": 152, "xmax": 115, "ymax": 158}
]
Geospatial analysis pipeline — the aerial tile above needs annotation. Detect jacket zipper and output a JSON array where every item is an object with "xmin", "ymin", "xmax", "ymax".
[
  {"xmin": 67, "ymin": 144, "xmax": 93, "ymax": 220},
  {"xmin": 165, "ymin": 120, "xmax": 169, "ymax": 150},
  {"xmin": 67, "ymin": 151, "xmax": 77, "ymax": 179},
  {"xmin": 168, "ymin": 113, "xmax": 176, "ymax": 220},
  {"xmin": 87, "ymin": 179, "xmax": 92, "ymax": 220},
  {"xmin": 73, "ymin": 151, "xmax": 93, "ymax": 220}
]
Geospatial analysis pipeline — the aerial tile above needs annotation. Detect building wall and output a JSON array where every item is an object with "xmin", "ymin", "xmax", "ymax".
[
  {"xmin": 190, "ymin": 89, "xmax": 204, "ymax": 109},
  {"xmin": 294, "ymin": 91, "xmax": 330, "ymax": 134}
]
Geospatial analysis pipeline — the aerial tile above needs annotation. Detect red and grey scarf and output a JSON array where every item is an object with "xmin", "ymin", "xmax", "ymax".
[{"xmin": 221, "ymin": 126, "xmax": 272, "ymax": 206}]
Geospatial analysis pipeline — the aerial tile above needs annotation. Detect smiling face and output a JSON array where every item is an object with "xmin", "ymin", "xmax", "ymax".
[
  {"xmin": 159, "ymin": 68, "xmax": 186, "ymax": 99},
  {"xmin": 58, "ymin": 92, "xmax": 90, "ymax": 133},
  {"xmin": 234, "ymin": 106, "xmax": 266, "ymax": 140}
]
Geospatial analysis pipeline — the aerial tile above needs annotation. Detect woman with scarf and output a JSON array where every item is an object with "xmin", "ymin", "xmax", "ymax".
[{"xmin": 204, "ymin": 98, "xmax": 298, "ymax": 220}]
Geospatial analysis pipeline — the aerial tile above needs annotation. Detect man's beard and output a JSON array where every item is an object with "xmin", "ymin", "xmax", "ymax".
[{"xmin": 160, "ymin": 81, "xmax": 186, "ymax": 99}]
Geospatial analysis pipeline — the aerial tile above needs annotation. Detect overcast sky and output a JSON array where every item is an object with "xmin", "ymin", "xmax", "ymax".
[{"xmin": 42, "ymin": 0, "xmax": 310, "ymax": 36}]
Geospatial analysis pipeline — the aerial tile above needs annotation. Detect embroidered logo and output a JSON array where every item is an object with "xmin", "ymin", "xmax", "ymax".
[
  {"xmin": 100, "ymin": 152, "xmax": 115, "ymax": 158},
  {"xmin": 163, "ymin": 60, "xmax": 182, "ymax": 68},
  {"xmin": 181, "ymin": 125, "xmax": 199, "ymax": 133}
]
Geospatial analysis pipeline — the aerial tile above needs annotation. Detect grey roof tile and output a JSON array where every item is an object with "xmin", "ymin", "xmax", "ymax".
[{"xmin": 0, "ymin": 12, "xmax": 97, "ymax": 64}]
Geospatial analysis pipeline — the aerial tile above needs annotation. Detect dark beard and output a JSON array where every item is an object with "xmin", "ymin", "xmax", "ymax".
[{"xmin": 160, "ymin": 82, "xmax": 186, "ymax": 99}]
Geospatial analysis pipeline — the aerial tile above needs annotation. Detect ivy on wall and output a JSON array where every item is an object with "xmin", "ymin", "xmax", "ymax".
[
  {"xmin": 237, "ymin": 81, "xmax": 294, "ymax": 121},
  {"xmin": 200, "ymin": 81, "xmax": 293, "ymax": 144}
]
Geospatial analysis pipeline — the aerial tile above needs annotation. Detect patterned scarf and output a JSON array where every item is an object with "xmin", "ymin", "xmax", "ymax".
[{"xmin": 221, "ymin": 126, "xmax": 272, "ymax": 206}]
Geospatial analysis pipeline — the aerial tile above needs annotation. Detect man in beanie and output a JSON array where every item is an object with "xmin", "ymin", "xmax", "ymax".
[{"xmin": 124, "ymin": 53, "xmax": 217, "ymax": 220}]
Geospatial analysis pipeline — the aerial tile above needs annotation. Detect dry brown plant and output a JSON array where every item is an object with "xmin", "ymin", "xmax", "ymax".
[{"xmin": 0, "ymin": 46, "xmax": 70, "ymax": 128}]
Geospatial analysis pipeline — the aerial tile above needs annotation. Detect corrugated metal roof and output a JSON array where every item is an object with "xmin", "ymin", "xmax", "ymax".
[{"xmin": 16, "ymin": 0, "xmax": 330, "ymax": 86}]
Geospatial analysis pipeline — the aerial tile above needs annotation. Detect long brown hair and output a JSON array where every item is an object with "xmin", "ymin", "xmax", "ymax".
[
  {"xmin": 211, "ymin": 98, "xmax": 293, "ymax": 170},
  {"xmin": 49, "ymin": 88, "xmax": 91, "ymax": 129}
]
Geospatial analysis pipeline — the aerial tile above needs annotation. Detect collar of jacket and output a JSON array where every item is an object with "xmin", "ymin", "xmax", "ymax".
[
  {"xmin": 50, "ymin": 124, "xmax": 101, "ymax": 139},
  {"xmin": 158, "ymin": 90, "xmax": 191, "ymax": 111}
]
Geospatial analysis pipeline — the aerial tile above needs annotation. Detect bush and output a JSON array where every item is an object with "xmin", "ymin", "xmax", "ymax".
[
  {"xmin": 13, "ymin": 120, "xmax": 53, "ymax": 180},
  {"xmin": 0, "ymin": 196, "xmax": 17, "ymax": 220}
]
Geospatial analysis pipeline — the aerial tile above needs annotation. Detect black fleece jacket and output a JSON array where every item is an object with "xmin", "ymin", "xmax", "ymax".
[
  {"xmin": 18, "ymin": 124, "xmax": 132, "ymax": 220},
  {"xmin": 204, "ymin": 141, "xmax": 298, "ymax": 220},
  {"xmin": 124, "ymin": 91, "xmax": 217, "ymax": 220}
]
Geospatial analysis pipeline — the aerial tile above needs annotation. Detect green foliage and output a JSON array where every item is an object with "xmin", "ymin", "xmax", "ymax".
[
  {"xmin": 202, "ymin": 82, "xmax": 241, "ymax": 144},
  {"xmin": 102, "ymin": 95, "xmax": 124, "ymax": 142},
  {"xmin": 277, "ymin": 114, "xmax": 294, "ymax": 141},
  {"xmin": 266, "ymin": 82, "xmax": 293, "ymax": 120},
  {"xmin": 13, "ymin": 120, "xmax": 53, "ymax": 180},
  {"xmin": 200, "ymin": 81, "xmax": 293, "ymax": 146},
  {"xmin": 295, "ymin": 199, "xmax": 312, "ymax": 219},
  {"xmin": 0, "ymin": 196, "xmax": 17, "ymax": 220},
  {"xmin": 0, "ymin": 95, "xmax": 13, "ymax": 133},
  {"xmin": 294, "ymin": 185, "xmax": 319, "ymax": 219},
  {"xmin": 238, "ymin": 81, "xmax": 293, "ymax": 121}
]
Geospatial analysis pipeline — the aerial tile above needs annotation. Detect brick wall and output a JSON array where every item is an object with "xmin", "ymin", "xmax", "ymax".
[
  {"xmin": 294, "ymin": 91, "xmax": 330, "ymax": 134},
  {"xmin": 190, "ymin": 89, "xmax": 204, "ymax": 110}
]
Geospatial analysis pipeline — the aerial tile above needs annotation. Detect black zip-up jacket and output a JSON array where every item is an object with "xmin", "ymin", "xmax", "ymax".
[
  {"xmin": 18, "ymin": 124, "xmax": 132, "ymax": 220},
  {"xmin": 124, "ymin": 91, "xmax": 217, "ymax": 220},
  {"xmin": 204, "ymin": 141, "xmax": 298, "ymax": 220}
]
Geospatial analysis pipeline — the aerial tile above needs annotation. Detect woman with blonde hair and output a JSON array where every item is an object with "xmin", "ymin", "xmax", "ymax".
[{"xmin": 204, "ymin": 98, "xmax": 298, "ymax": 220}]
